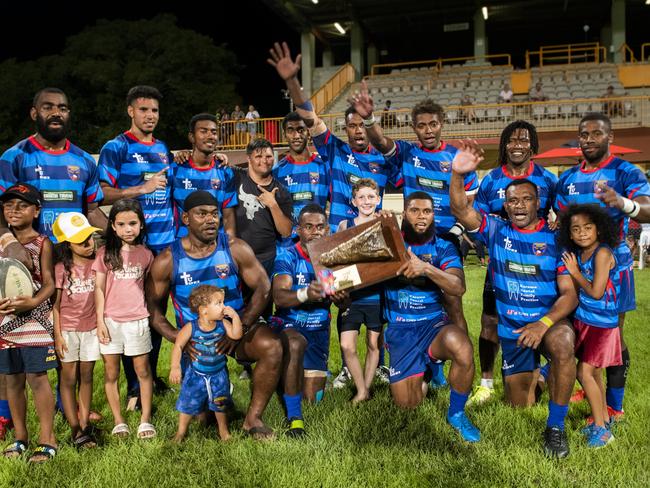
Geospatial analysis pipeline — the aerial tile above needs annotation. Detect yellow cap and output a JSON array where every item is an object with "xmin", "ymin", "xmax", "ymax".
[{"xmin": 52, "ymin": 212, "xmax": 102, "ymax": 244}]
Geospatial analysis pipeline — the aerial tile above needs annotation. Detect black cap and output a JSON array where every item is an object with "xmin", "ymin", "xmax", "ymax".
[
  {"xmin": 0, "ymin": 183, "xmax": 42, "ymax": 206},
  {"xmin": 183, "ymin": 190, "xmax": 219, "ymax": 212}
]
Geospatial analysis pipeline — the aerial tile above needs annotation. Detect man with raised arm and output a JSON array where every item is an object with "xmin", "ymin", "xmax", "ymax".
[{"xmin": 450, "ymin": 143, "xmax": 578, "ymax": 458}]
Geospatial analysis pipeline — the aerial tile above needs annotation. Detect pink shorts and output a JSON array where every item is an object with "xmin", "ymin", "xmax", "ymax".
[{"xmin": 573, "ymin": 320, "xmax": 622, "ymax": 369}]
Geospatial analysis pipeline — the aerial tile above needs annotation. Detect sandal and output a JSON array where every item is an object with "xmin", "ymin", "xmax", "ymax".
[
  {"xmin": 73, "ymin": 428, "xmax": 97, "ymax": 449},
  {"xmin": 3, "ymin": 440, "xmax": 27, "ymax": 458},
  {"xmin": 111, "ymin": 423, "xmax": 130, "ymax": 438},
  {"xmin": 28, "ymin": 444, "xmax": 57, "ymax": 463},
  {"xmin": 137, "ymin": 422, "xmax": 156, "ymax": 439}
]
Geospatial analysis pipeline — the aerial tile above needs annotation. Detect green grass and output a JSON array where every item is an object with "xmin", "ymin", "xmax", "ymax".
[{"xmin": 2, "ymin": 264, "xmax": 650, "ymax": 487}]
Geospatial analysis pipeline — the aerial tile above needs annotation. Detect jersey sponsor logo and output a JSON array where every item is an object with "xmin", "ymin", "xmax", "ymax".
[
  {"xmin": 346, "ymin": 154, "xmax": 358, "ymax": 167},
  {"xmin": 439, "ymin": 160, "xmax": 451, "ymax": 173},
  {"xmin": 296, "ymin": 311, "xmax": 308, "ymax": 327},
  {"xmin": 309, "ymin": 172, "xmax": 320, "ymax": 184},
  {"xmin": 284, "ymin": 175, "xmax": 295, "ymax": 186},
  {"xmin": 502, "ymin": 358, "xmax": 514, "ymax": 370},
  {"xmin": 416, "ymin": 176, "xmax": 444, "ymax": 189},
  {"xmin": 179, "ymin": 271, "xmax": 197, "ymax": 286},
  {"xmin": 503, "ymin": 236, "xmax": 516, "ymax": 252},
  {"xmin": 506, "ymin": 260, "xmax": 539, "ymax": 276},
  {"xmin": 41, "ymin": 210, "xmax": 56, "ymax": 230},
  {"xmin": 34, "ymin": 165, "xmax": 49, "ymax": 179},
  {"xmin": 413, "ymin": 156, "xmax": 424, "ymax": 169},
  {"xmin": 182, "ymin": 177, "xmax": 195, "ymax": 190},
  {"xmin": 348, "ymin": 174, "xmax": 361, "ymax": 185},
  {"xmin": 388, "ymin": 366, "xmax": 401, "ymax": 377},
  {"xmin": 368, "ymin": 162, "xmax": 381, "ymax": 174},
  {"xmin": 532, "ymin": 243, "xmax": 547, "ymax": 256},
  {"xmin": 293, "ymin": 191, "xmax": 313, "ymax": 201},
  {"xmin": 215, "ymin": 264, "xmax": 230, "ymax": 279},
  {"xmin": 296, "ymin": 272, "xmax": 308, "ymax": 285},
  {"xmin": 497, "ymin": 188, "xmax": 506, "ymax": 199},
  {"xmin": 42, "ymin": 190, "xmax": 76, "ymax": 202},
  {"xmin": 398, "ymin": 290, "xmax": 409, "ymax": 308},
  {"xmin": 133, "ymin": 153, "xmax": 147, "ymax": 163},
  {"xmin": 67, "ymin": 165, "xmax": 81, "ymax": 181},
  {"xmin": 567, "ymin": 183, "xmax": 578, "ymax": 195},
  {"xmin": 211, "ymin": 178, "xmax": 222, "ymax": 190},
  {"xmin": 238, "ymin": 184, "xmax": 264, "ymax": 220},
  {"xmin": 507, "ymin": 280, "xmax": 520, "ymax": 300}
]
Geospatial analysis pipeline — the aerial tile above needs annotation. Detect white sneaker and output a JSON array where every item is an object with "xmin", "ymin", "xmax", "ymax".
[
  {"xmin": 332, "ymin": 367, "xmax": 351, "ymax": 389},
  {"xmin": 375, "ymin": 365, "xmax": 390, "ymax": 384}
]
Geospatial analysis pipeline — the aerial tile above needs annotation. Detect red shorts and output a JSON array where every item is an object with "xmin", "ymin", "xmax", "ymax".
[{"xmin": 574, "ymin": 320, "xmax": 622, "ymax": 369}]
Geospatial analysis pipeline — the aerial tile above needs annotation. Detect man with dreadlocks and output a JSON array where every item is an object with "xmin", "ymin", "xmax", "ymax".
[{"xmin": 468, "ymin": 120, "xmax": 558, "ymax": 405}]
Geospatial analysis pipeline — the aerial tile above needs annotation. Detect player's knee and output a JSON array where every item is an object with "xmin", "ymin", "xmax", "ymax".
[
  {"xmin": 546, "ymin": 329, "xmax": 575, "ymax": 363},
  {"xmin": 286, "ymin": 334, "xmax": 307, "ymax": 359},
  {"xmin": 340, "ymin": 339, "xmax": 358, "ymax": 357},
  {"xmin": 79, "ymin": 368, "xmax": 94, "ymax": 385},
  {"xmin": 446, "ymin": 327, "xmax": 473, "ymax": 363},
  {"xmin": 256, "ymin": 333, "xmax": 284, "ymax": 365},
  {"xmin": 134, "ymin": 362, "xmax": 152, "ymax": 380}
]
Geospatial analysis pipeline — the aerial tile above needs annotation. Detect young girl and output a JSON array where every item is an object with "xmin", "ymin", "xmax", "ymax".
[
  {"xmin": 559, "ymin": 204, "xmax": 620, "ymax": 448},
  {"xmin": 169, "ymin": 285, "xmax": 242, "ymax": 442},
  {"xmin": 52, "ymin": 212, "xmax": 102, "ymax": 448},
  {"xmin": 93, "ymin": 199, "xmax": 155, "ymax": 439},
  {"xmin": 0, "ymin": 183, "xmax": 57, "ymax": 463},
  {"xmin": 335, "ymin": 178, "xmax": 384, "ymax": 403}
]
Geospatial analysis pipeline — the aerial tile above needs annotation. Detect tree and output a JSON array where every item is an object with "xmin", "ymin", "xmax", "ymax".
[{"xmin": 0, "ymin": 14, "xmax": 240, "ymax": 153}]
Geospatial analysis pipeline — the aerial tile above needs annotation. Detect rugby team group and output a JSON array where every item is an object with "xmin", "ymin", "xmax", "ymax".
[{"xmin": 0, "ymin": 42, "xmax": 647, "ymax": 463}]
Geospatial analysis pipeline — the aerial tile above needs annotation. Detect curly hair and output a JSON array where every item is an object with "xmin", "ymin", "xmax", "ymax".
[
  {"xmin": 557, "ymin": 204, "xmax": 619, "ymax": 252},
  {"xmin": 104, "ymin": 199, "xmax": 147, "ymax": 271},
  {"xmin": 497, "ymin": 120, "xmax": 539, "ymax": 166},
  {"xmin": 189, "ymin": 285, "xmax": 225, "ymax": 314}
]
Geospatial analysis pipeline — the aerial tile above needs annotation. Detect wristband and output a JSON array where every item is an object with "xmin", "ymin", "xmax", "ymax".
[
  {"xmin": 539, "ymin": 315, "xmax": 554, "ymax": 327},
  {"xmin": 630, "ymin": 201, "xmax": 641, "ymax": 218},
  {"xmin": 297, "ymin": 287, "xmax": 309, "ymax": 303},
  {"xmin": 384, "ymin": 144, "xmax": 397, "ymax": 158},
  {"xmin": 297, "ymin": 100, "xmax": 314, "ymax": 112},
  {"xmin": 621, "ymin": 197, "xmax": 634, "ymax": 214},
  {"xmin": 449, "ymin": 223, "xmax": 465, "ymax": 237},
  {"xmin": 363, "ymin": 115, "xmax": 376, "ymax": 127}
]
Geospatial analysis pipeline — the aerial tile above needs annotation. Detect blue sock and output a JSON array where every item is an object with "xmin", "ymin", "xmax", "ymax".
[
  {"xmin": 448, "ymin": 389, "xmax": 469, "ymax": 417},
  {"xmin": 315, "ymin": 389, "xmax": 324, "ymax": 403},
  {"xmin": 606, "ymin": 387, "xmax": 624, "ymax": 412},
  {"xmin": 283, "ymin": 393, "xmax": 303, "ymax": 420},
  {"xmin": 0, "ymin": 399, "xmax": 11, "ymax": 420},
  {"xmin": 540, "ymin": 362, "xmax": 551, "ymax": 381},
  {"xmin": 378, "ymin": 346, "xmax": 386, "ymax": 367},
  {"xmin": 56, "ymin": 384, "xmax": 64, "ymax": 413},
  {"xmin": 547, "ymin": 400, "xmax": 569, "ymax": 430}
]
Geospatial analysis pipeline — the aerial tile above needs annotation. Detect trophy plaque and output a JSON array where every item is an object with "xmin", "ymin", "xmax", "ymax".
[{"xmin": 307, "ymin": 215, "xmax": 408, "ymax": 293}]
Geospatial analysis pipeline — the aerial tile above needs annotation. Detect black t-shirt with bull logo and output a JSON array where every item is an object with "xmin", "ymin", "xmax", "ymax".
[{"xmin": 233, "ymin": 168, "xmax": 293, "ymax": 264}]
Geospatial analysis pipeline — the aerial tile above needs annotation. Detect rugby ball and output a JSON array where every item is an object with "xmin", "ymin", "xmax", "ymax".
[{"xmin": 0, "ymin": 257, "xmax": 34, "ymax": 299}]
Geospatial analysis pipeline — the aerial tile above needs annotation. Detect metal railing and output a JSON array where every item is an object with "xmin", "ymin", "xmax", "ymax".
[
  {"xmin": 642, "ymin": 43, "xmax": 650, "ymax": 62},
  {"xmin": 212, "ymin": 96, "xmax": 650, "ymax": 150},
  {"xmin": 311, "ymin": 63, "xmax": 356, "ymax": 115},
  {"xmin": 526, "ymin": 42, "xmax": 606, "ymax": 68},
  {"xmin": 370, "ymin": 53, "xmax": 512, "ymax": 76},
  {"xmin": 619, "ymin": 43, "xmax": 637, "ymax": 63}
]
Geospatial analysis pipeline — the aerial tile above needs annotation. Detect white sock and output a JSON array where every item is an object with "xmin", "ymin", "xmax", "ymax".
[{"xmin": 480, "ymin": 378, "xmax": 494, "ymax": 389}]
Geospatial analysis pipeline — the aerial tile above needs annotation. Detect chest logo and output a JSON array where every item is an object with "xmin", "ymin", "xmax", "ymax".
[
  {"xmin": 532, "ymin": 243, "xmax": 547, "ymax": 256},
  {"xmin": 67, "ymin": 165, "xmax": 80, "ymax": 181},
  {"xmin": 215, "ymin": 264, "xmax": 230, "ymax": 279},
  {"xmin": 211, "ymin": 178, "xmax": 222, "ymax": 190},
  {"xmin": 309, "ymin": 172, "xmax": 319, "ymax": 184}
]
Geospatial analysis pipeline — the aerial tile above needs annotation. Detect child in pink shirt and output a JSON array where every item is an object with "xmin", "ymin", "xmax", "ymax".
[{"xmin": 93, "ymin": 199, "xmax": 155, "ymax": 439}]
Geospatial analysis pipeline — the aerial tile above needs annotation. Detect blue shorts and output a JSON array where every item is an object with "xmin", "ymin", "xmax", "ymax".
[
  {"xmin": 384, "ymin": 320, "xmax": 447, "ymax": 384},
  {"xmin": 500, "ymin": 338, "xmax": 540, "ymax": 376},
  {"xmin": 615, "ymin": 243, "xmax": 635, "ymax": 313},
  {"xmin": 284, "ymin": 327, "xmax": 330, "ymax": 372},
  {"xmin": 175, "ymin": 367, "xmax": 232, "ymax": 415},
  {"xmin": 0, "ymin": 346, "xmax": 58, "ymax": 374}
]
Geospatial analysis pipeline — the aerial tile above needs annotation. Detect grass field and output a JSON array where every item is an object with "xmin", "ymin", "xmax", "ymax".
[{"xmin": 1, "ymin": 263, "xmax": 649, "ymax": 488}]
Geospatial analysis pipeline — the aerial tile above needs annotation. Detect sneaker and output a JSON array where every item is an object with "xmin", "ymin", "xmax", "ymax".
[
  {"xmin": 332, "ymin": 367, "xmax": 351, "ymax": 389},
  {"xmin": 446, "ymin": 411, "xmax": 481, "ymax": 443},
  {"xmin": 543, "ymin": 426, "xmax": 570, "ymax": 458},
  {"xmin": 0, "ymin": 416, "xmax": 13, "ymax": 441},
  {"xmin": 570, "ymin": 389, "xmax": 586, "ymax": 403},
  {"xmin": 467, "ymin": 385, "xmax": 495, "ymax": 406},
  {"xmin": 586, "ymin": 406, "xmax": 624, "ymax": 425},
  {"xmin": 375, "ymin": 366, "xmax": 390, "ymax": 384},
  {"xmin": 586, "ymin": 425, "xmax": 614, "ymax": 448},
  {"xmin": 429, "ymin": 365, "xmax": 447, "ymax": 389},
  {"xmin": 286, "ymin": 417, "xmax": 306, "ymax": 438}
]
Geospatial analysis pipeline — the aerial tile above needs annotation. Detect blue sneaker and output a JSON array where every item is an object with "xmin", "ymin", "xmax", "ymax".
[
  {"xmin": 429, "ymin": 363, "xmax": 447, "ymax": 389},
  {"xmin": 586, "ymin": 425, "xmax": 614, "ymax": 448},
  {"xmin": 447, "ymin": 411, "xmax": 481, "ymax": 443}
]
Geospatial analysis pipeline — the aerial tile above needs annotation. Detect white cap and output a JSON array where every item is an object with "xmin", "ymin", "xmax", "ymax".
[{"xmin": 52, "ymin": 212, "xmax": 102, "ymax": 244}]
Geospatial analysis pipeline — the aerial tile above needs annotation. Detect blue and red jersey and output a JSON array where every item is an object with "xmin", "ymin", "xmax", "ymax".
[
  {"xmin": 98, "ymin": 131, "xmax": 175, "ymax": 251},
  {"xmin": 473, "ymin": 214, "xmax": 568, "ymax": 340},
  {"xmin": 0, "ymin": 136, "xmax": 103, "ymax": 241},
  {"xmin": 574, "ymin": 245, "xmax": 619, "ymax": 329},
  {"xmin": 169, "ymin": 158, "xmax": 237, "ymax": 237},
  {"xmin": 383, "ymin": 237, "xmax": 461, "ymax": 326},
  {"xmin": 475, "ymin": 162, "xmax": 558, "ymax": 218},
  {"xmin": 312, "ymin": 129, "xmax": 400, "ymax": 231},
  {"xmin": 272, "ymin": 243, "xmax": 331, "ymax": 331},
  {"xmin": 390, "ymin": 140, "xmax": 478, "ymax": 235}
]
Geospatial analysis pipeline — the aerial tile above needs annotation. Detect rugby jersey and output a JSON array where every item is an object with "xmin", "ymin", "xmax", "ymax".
[
  {"xmin": 474, "ymin": 214, "xmax": 568, "ymax": 340},
  {"xmin": 312, "ymin": 129, "xmax": 400, "ymax": 231},
  {"xmin": 272, "ymin": 243, "xmax": 330, "ymax": 330},
  {"xmin": 475, "ymin": 162, "xmax": 558, "ymax": 218},
  {"xmin": 575, "ymin": 245, "xmax": 620, "ymax": 329},
  {"xmin": 0, "ymin": 136, "xmax": 103, "ymax": 240},
  {"xmin": 390, "ymin": 140, "xmax": 478, "ymax": 234},
  {"xmin": 169, "ymin": 158, "xmax": 237, "ymax": 237},
  {"xmin": 188, "ymin": 320, "xmax": 227, "ymax": 374},
  {"xmin": 383, "ymin": 237, "xmax": 461, "ymax": 326},
  {"xmin": 272, "ymin": 153, "xmax": 330, "ymax": 220},
  {"xmin": 98, "ymin": 131, "xmax": 175, "ymax": 251},
  {"xmin": 170, "ymin": 231, "xmax": 244, "ymax": 329}
]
